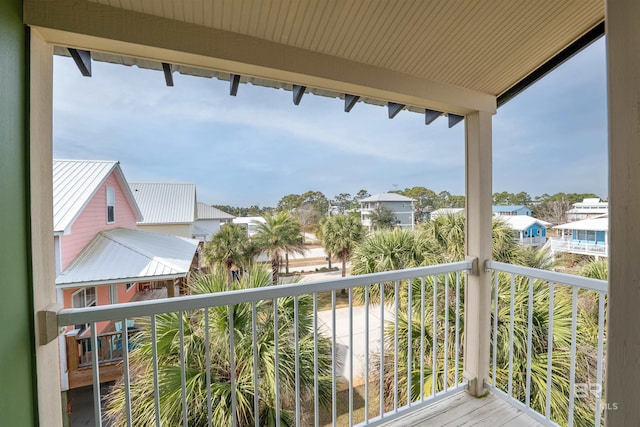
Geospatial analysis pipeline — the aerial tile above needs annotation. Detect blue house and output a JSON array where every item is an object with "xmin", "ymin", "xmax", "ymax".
[
  {"xmin": 551, "ymin": 216, "xmax": 609, "ymax": 257},
  {"xmin": 492, "ymin": 205, "xmax": 531, "ymax": 216},
  {"xmin": 497, "ymin": 215, "xmax": 549, "ymax": 247}
]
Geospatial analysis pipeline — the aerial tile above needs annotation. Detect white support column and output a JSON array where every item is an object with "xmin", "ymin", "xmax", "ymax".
[
  {"xmin": 463, "ymin": 111, "xmax": 493, "ymax": 397},
  {"xmin": 606, "ymin": 0, "xmax": 640, "ymax": 424},
  {"xmin": 30, "ymin": 29, "xmax": 63, "ymax": 426}
]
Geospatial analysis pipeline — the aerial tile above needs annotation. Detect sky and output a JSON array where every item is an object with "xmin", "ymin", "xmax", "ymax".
[{"xmin": 53, "ymin": 38, "xmax": 608, "ymax": 207}]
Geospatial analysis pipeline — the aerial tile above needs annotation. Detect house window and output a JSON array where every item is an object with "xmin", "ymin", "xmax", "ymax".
[
  {"xmin": 576, "ymin": 230, "xmax": 596, "ymax": 242},
  {"xmin": 125, "ymin": 282, "xmax": 135, "ymax": 291},
  {"xmin": 106, "ymin": 187, "xmax": 115, "ymax": 223},
  {"xmin": 71, "ymin": 287, "xmax": 97, "ymax": 330}
]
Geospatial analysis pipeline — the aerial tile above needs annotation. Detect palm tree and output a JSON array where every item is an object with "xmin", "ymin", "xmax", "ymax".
[
  {"xmin": 203, "ymin": 224, "xmax": 256, "ymax": 286},
  {"xmin": 319, "ymin": 213, "xmax": 364, "ymax": 278},
  {"xmin": 351, "ymin": 215, "xmax": 580, "ymax": 424},
  {"xmin": 104, "ymin": 266, "xmax": 333, "ymax": 426},
  {"xmin": 253, "ymin": 212, "xmax": 304, "ymax": 284}
]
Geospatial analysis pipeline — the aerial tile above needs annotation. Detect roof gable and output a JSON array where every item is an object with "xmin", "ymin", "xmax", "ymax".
[
  {"xmin": 196, "ymin": 202, "xmax": 234, "ymax": 220},
  {"xmin": 130, "ymin": 182, "xmax": 197, "ymax": 224},
  {"xmin": 53, "ymin": 159, "xmax": 142, "ymax": 234}
]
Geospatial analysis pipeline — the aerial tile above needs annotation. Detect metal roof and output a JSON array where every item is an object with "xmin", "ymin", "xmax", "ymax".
[
  {"xmin": 360, "ymin": 193, "xmax": 414, "ymax": 203},
  {"xmin": 56, "ymin": 228, "xmax": 199, "ymax": 287},
  {"xmin": 492, "ymin": 205, "xmax": 529, "ymax": 212},
  {"xmin": 196, "ymin": 202, "xmax": 235, "ymax": 220},
  {"xmin": 496, "ymin": 215, "xmax": 551, "ymax": 232},
  {"xmin": 129, "ymin": 182, "xmax": 197, "ymax": 225},
  {"xmin": 554, "ymin": 217, "xmax": 609, "ymax": 232},
  {"xmin": 53, "ymin": 159, "xmax": 143, "ymax": 234}
]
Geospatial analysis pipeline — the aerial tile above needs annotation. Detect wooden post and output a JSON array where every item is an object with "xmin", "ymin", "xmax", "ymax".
[
  {"xmin": 606, "ymin": 0, "xmax": 640, "ymax": 424},
  {"xmin": 65, "ymin": 335, "xmax": 79, "ymax": 373},
  {"xmin": 166, "ymin": 280, "xmax": 175, "ymax": 298},
  {"xmin": 463, "ymin": 110, "xmax": 493, "ymax": 397}
]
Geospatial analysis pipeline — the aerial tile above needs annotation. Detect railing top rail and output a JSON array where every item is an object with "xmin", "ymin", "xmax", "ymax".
[
  {"xmin": 487, "ymin": 260, "xmax": 608, "ymax": 293},
  {"xmin": 58, "ymin": 260, "xmax": 472, "ymax": 326}
]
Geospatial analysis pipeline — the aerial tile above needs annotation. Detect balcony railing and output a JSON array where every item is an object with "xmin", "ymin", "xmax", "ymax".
[
  {"xmin": 549, "ymin": 238, "xmax": 609, "ymax": 257},
  {"xmin": 487, "ymin": 261, "xmax": 608, "ymax": 427},
  {"xmin": 57, "ymin": 261, "xmax": 472, "ymax": 427},
  {"xmin": 57, "ymin": 260, "xmax": 608, "ymax": 426}
]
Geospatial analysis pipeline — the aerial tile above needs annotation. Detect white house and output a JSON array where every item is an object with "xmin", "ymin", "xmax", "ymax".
[
  {"xmin": 232, "ymin": 216, "xmax": 267, "ymax": 237},
  {"xmin": 565, "ymin": 198, "xmax": 608, "ymax": 222},
  {"xmin": 193, "ymin": 202, "xmax": 235, "ymax": 242},
  {"xmin": 360, "ymin": 193, "xmax": 415, "ymax": 230},
  {"xmin": 429, "ymin": 207, "xmax": 464, "ymax": 220}
]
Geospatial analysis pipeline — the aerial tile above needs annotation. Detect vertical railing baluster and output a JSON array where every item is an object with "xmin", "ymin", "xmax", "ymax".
[
  {"xmin": 568, "ymin": 287, "xmax": 578, "ymax": 426},
  {"xmin": 122, "ymin": 318, "xmax": 132, "ymax": 427},
  {"xmin": 432, "ymin": 275, "xmax": 437, "ymax": 397},
  {"xmin": 91, "ymin": 322, "xmax": 102, "ymax": 427},
  {"xmin": 407, "ymin": 277, "xmax": 413, "ymax": 407},
  {"xmin": 545, "ymin": 282, "xmax": 555, "ymax": 421},
  {"xmin": 349, "ymin": 288, "xmax": 354, "ymax": 427},
  {"xmin": 508, "ymin": 274, "xmax": 515, "ymax": 397},
  {"xmin": 380, "ymin": 282, "xmax": 384, "ymax": 418},
  {"xmin": 151, "ymin": 315, "xmax": 161, "ymax": 426},
  {"xmin": 492, "ymin": 271, "xmax": 499, "ymax": 386},
  {"xmin": 332, "ymin": 290, "xmax": 337, "ymax": 427},
  {"xmin": 313, "ymin": 293, "xmax": 319, "ymax": 427},
  {"xmin": 205, "ymin": 309, "xmax": 213, "ymax": 427},
  {"xmin": 595, "ymin": 292, "xmax": 605, "ymax": 427},
  {"xmin": 420, "ymin": 276, "xmax": 425, "ymax": 402},
  {"xmin": 394, "ymin": 280, "xmax": 399, "ymax": 411},
  {"xmin": 295, "ymin": 296, "xmax": 301, "ymax": 427},
  {"xmin": 444, "ymin": 274, "xmax": 449, "ymax": 392},
  {"xmin": 229, "ymin": 305, "xmax": 237, "ymax": 427},
  {"xmin": 274, "ymin": 299, "xmax": 281, "ymax": 427},
  {"xmin": 365, "ymin": 285, "xmax": 370, "ymax": 424},
  {"xmin": 179, "ymin": 311, "xmax": 188, "ymax": 427},
  {"xmin": 454, "ymin": 271, "xmax": 460, "ymax": 387},
  {"xmin": 252, "ymin": 302, "xmax": 259, "ymax": 427},
  {"xmin": 526, "ymin": 276, "xmax": 533, "ymax": 408}
]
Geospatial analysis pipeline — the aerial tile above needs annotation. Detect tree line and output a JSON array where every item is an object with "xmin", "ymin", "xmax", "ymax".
[{"xmin": 216, "ymin": 188, "xmax": 603, "ymax": 230}]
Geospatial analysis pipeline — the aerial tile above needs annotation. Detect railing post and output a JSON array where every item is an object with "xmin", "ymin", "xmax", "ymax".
[{"xmin": 463, "ymin": 110, "xmax": 493, "ymax": 397}]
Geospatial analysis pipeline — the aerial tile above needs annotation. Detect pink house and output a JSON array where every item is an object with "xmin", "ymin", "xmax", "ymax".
[{"xmin": 53, "ymin": 160, "xmax": 200, "ymax": 390}]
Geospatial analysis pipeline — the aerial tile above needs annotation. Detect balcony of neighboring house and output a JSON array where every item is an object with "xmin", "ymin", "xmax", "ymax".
[
  {"xmin": 56, "ymin": 260, "xmax": 607, "ymax": 426},
  {"xmin": 549, "ymin": 237, "xmax": 609, "ymax": 258}
]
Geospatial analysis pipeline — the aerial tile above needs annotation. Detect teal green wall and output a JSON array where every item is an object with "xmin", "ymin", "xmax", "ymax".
[{"xmin": 0, "ymin": 0, "xmax": 37, "ymax": 424}]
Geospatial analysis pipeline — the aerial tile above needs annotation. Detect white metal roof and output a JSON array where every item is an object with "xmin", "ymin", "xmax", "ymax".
[
  {"xmin": 196, "ymin": 202, "xmax": 235, "ymax": 220},
  {"xmin": 430, "ymin": 208, "xmax": 465, "ymax": 217},
  {"xmin": 53, "ymin": 159, "xmax": 143, "ymax": 234},
  {"xmin": 56, "ymin": 228, "xmax": 199, "ymax": 288},
  {"xmin": 129, "ymin": 182, "xmax": 196, "ymax": 225},
  {"xmin": 496, "ymin": 215, "xmax": 551, "ymax": 231},
  {"xmin": 360, "ymin": 193, "xmax": 414, "ymax": 203},
  {"xmin": 554, "ymin": 217, "xmax": 609, "ymax": 232}
]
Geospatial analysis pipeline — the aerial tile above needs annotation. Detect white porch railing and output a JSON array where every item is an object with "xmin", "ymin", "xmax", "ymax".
[
  {"xmin": 57, "ymin": 261, "xmax": 472, "ymax": 427},
  {"xmin": 549, "ymin": 238, "xmax": 609, "ymax": 257},
  {"xmin": 486, "ymin": 261, "xmax": 608, "ymax": 427},
  {"xmin": 517, "ymin": 236, "xmax": 547, "ymax": 247}
]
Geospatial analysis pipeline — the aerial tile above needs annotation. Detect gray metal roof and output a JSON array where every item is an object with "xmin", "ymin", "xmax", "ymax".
[
  {"xmin": 360, "ymin": 193, "xmax": 415, "ymax": 203},
  {"xmin": 129, "ymin": 182, "xmax": 197, "ymax": 225},
  {"xmin": 196, "ymin": 202, "xmax": 235, "ymax": 220},
  {"xmin": 53, "ymin": 159, "xmax": 143, "ymax": 234},
  {"xmin": 56, "ymin": 227, "xmax": 199, "ymax": 287}
]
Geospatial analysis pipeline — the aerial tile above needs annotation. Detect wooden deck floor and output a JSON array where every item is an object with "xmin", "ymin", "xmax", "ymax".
[{"xmin": 381, "ymin": 391, "xmax": 546, "ymax": 427}]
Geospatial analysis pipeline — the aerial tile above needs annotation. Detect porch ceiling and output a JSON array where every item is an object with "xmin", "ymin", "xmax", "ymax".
[{"xmin": 25, "ymin": 0, "xmax": 604, "ymax": 114}]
